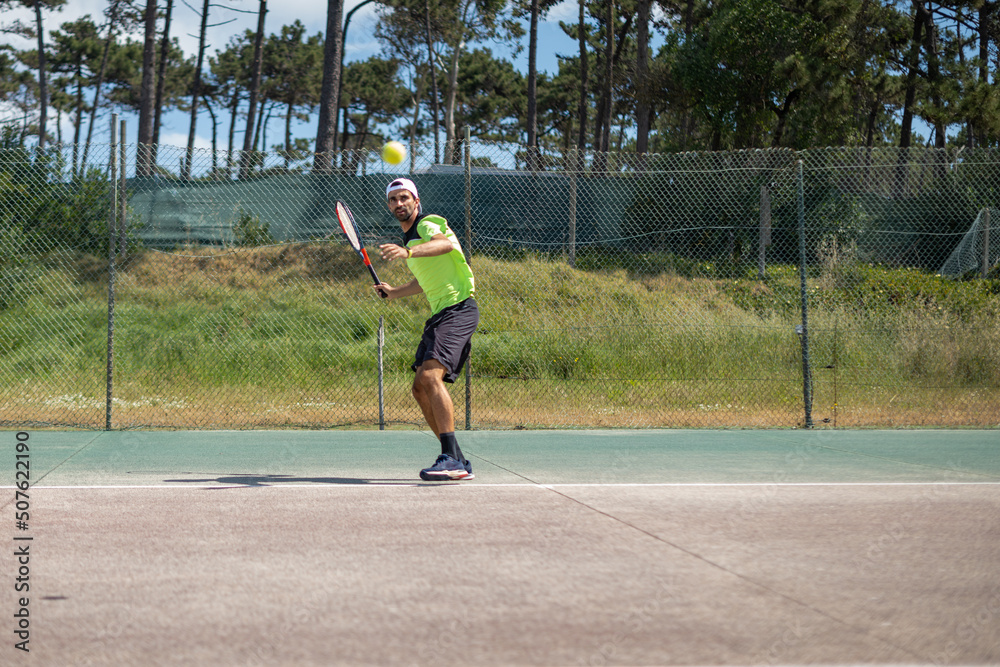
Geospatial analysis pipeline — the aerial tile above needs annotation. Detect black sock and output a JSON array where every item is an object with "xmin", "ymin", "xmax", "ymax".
[{"xmin": 439, "ymin": 432, "xmax": 464, "ymax": 462}]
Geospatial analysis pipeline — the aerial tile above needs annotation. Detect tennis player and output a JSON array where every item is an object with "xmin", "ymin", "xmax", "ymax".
[{"xmin": 376, "ymin": 178, "xmax": 479, "ymax": 481}]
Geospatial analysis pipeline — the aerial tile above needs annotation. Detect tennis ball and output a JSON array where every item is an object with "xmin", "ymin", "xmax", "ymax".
[{"xmin": 382, "ymin": 140, "xmax": 406, "ymax": 165}]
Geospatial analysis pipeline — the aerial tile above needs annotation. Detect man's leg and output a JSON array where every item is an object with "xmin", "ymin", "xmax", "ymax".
[
  {"xmin": 412, "ymin": 301, "xmax": 478, "ymax": 480},
  {"xmin": 412, "ymin": 359, "xmax": 454, "ymax": 436},
  {"xmin": 413, "ymin": 359, "xmax": 467, "ymax": 468}
]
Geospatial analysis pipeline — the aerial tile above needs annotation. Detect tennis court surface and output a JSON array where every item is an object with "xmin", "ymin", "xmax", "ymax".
[{"xmin": 2, "ymin": 428, "xmax": 998, "ymax": 666}]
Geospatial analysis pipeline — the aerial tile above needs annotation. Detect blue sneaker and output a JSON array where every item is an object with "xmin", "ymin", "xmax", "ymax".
[{"xmin": 420, "ymin": 454, "xmax": 473, "ymax": 481}]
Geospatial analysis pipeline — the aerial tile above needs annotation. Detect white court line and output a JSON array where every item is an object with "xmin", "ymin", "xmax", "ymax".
[{"xmin": 4, "ymin": 481, "xmax": 1000, "ymax": 490}]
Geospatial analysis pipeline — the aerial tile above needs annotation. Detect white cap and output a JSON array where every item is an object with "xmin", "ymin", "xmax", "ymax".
[{"xmin": 386, "ymin": 177, "xmax": 419, "ymax": 200}]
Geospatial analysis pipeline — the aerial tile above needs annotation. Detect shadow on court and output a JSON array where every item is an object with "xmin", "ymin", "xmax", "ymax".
[
  {"xmin": 164, "ymin": 474, "xmax": 420, "ymax": 486},
  {"xmin": 1, "ymin": 429, "xmax": 998, "ymax": 666}
]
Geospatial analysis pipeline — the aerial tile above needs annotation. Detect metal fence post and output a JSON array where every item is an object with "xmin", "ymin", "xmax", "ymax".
[
  {"xmin": 982, "ymin": 208, "xmax": 991, "ymax": 279},
  {"xmin": 568, "ymin": 148, "xmax": 577, "ymax": 268},
  {"xmin": 464, "ymin": 126, "xmax": 473, "ymax": 430},
  {"xmin": 378, "ymin": 315, "xmax": 384, "ymax": 430},
  {"xmin": 118, "ymin": 122, "xmax": 128, "ymax": 257},
  {"xmin": 758, "ymin": 184, "xmax": 770, "ymax": 279},
  {"xmin": 105, "ymin": 114, "xmax": 119, "ymax": 431},
  {"xmin": 464, "ymin": 127, "xmax": 472, "ymax": 256},
  {"xmin": 797, "ymin": 159, "xmax": 814, "ymax": 429}
]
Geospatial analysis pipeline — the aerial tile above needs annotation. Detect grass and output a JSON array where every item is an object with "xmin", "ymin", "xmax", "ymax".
[{"xmin": 1, "ymin": 243, "xmax": 998, "ymax": 429}]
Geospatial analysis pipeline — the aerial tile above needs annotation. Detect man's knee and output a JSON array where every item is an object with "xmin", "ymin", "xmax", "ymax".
[
  {"xmin": 411, "ymin": 380, "xmax": 424, "ymax": 400},
  {"xmin": 413, "ymin": 367, "xmax": 438, "ymax": 396},
  {"xmin": 415, "ymin": 361, "xmax": 446, "ymax": 384}
]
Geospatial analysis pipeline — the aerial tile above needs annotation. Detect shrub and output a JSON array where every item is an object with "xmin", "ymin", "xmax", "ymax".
[{"xmin": 232, "ymin": 208, "xmax": 275, "ymax": 247}]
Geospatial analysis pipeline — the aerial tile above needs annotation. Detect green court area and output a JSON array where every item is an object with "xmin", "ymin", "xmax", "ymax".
[
  {"xmin": 2, "ymin": 429, "xmax": 998, "ymax": 666},
  {"xmin": 17, "ymin": 428, "xmax": 1000, "ymax": 487}
]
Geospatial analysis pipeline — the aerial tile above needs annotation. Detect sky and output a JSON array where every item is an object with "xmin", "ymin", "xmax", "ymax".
[{"xmin": 0, "ymin": 0, "xmax": 609, "ymax": 156}]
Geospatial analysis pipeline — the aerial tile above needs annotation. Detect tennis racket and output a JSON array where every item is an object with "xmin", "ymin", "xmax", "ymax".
[{"xmin": 335, "ymin": 200, "xmax": 387, "ymax": 298}]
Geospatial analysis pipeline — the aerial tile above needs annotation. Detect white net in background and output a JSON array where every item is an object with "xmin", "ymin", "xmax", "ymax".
[{"xmin": 940, "ymin": 208, "xmax": 997, "ymax": 278}]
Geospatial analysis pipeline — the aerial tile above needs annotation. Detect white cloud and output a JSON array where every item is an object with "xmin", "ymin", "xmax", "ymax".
[
  {"xmin": 148, "ymin": 0, "xmax": 387, "ymax": 70},
  {"xmin": 158, "ymin": 130, "xmax": 212, "ymax": 152},
  {"xmin": 545, "ymin": 0, "xmax": 580, "ymax": 24},
  {"xmin": 55, "ymin": 110, "xmax": 78, "ymax": 142},
  {"xmin": 263, "ymin": 0, "xmax": 333, "ymax": 32},
  {"xmin": 0, "ymin": 0, "xmax": 104, "ymax": 49}
]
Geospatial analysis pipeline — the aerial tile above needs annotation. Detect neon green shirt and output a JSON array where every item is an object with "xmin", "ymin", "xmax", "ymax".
[{"xmin": 404, "ymin": 214, "xmax": 475, "ymax": 315}]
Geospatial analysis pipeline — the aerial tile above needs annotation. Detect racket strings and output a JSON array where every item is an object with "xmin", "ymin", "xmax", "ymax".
[{"xmin": 336, "ymin": 202, "xmax": 363, "ymax": 249}]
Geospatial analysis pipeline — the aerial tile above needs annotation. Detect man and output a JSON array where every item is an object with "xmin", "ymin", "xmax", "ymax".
[{"xmin": 376, "ymin": 178, "xmax": 479, "ymax": 481}]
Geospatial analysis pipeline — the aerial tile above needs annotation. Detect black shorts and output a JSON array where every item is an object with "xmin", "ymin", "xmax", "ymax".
[{"xmin": 413, "ymin": 298, "xmax": 479, "ymax": 383}]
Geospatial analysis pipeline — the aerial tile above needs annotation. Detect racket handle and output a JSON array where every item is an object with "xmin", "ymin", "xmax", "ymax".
[
  {"xmin": 367, "ymin": 268, "xmax": 387, "ymax": 298},
  {"xmin": 360, "ymin": 249, "xmax": 388, "ymax": 298}
]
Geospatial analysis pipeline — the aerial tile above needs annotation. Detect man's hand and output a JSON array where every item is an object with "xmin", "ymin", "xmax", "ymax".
[{"xmin": 379, "ymin": 243, "xmax": 409, "ymax": 261}]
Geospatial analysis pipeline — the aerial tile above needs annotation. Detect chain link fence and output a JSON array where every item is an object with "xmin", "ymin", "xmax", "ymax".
[{"xmin": 2, "ymin": 127, "xmax": 998, "ymax": 430}]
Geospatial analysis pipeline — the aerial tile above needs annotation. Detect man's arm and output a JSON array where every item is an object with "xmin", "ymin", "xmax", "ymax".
[
  {"xmin": 376, "ymin": 277, "xmax": 423, "ymax": 300},
  {"xmin": 380, "ymin": 234, "xmax": 453, "ymax": 261},
  {"xmin": 410, "ymin": 235, "xmax": 453, "ymax": 257}
]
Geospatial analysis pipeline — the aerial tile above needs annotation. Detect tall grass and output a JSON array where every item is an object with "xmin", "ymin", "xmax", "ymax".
[{"xmin": 1, "ymin": 244, "xmax": 997, "ymax": 428}]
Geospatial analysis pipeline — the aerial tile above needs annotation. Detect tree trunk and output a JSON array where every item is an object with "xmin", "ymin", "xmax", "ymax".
[
  {"xmin": 601, "ymin": 1, "xmax": 613, "ymax": 155},
  {"xmin": 976, "ymin": 4, "xmax": 991, "ymax": 146},
  {"xmin": 864, "ymin": 105, "xmax": 877, "ymax": 148},
  {"xmin": 680, "ymin": 0, "xmax": 695, "ymax": 150},
  {"xmin": 408, "ymin": 77, "xmax": 424, "ymax": 172},
  {"xmin": 204, "ymin": 96, "xmax": 218, "ymax": 177},
  {"xmin": 635, "ymin": 0, "xmax": 650, "ymax": 155},
  {"xmin": 137, "ymin": 0, "xmax": 158, "ymax": 176},
  {"xmin": 314, "ymin": 0, "xmax": 344, "ymax": 173},
  {"xmin": 576, "ymin": 0, "xmax": 588, "ymax": 165},
  {"xmin": 336, "ymin": 0, "xmax": 372, "ymax": 161},
  {"xmin": 526, "ymin": 0, "xmax": 539, "ymax": 171},
  {"xmin": 284, "ymin": 99, "xmax": 294, "ymax": 169},
  {"xmin": 352, "ymin": 115, "xmax": 371, "ymax": 175},
  {"xmin": 240, "ymin": 0, "xmax": 268, "ymax": 179},
  {"xmin": 919, "ymin": 5, "xmax": 945, "ymax": 150},
  {"xmin": 593, "ymin": 1, "xmax": 614, "ymax": 172},
  {"xmin": 340, "ymin": 100, "xmax": 350, "ymax": 168},
  {"xmin": 33, "ymin": 2, "xmax": 48, "ymax": 148},
  {"xmin": 82, "ymin": 0, "xmax": 121, "ymax": 171},
  {"xmin": 258, "ymin": 101, "xmax": 272, "ymax": 155},
  {"xmin": 227, "ymin": 89, "xmax": 239, "ymax": 173},
  {"xmin": 444, "ymin": 38, "xmax": 463, "ymax": 165},
  {"xmin": 254, "ymin": 97, "xmax": 267, "ymax": 150},
  {"xmin": 899, "ymin": 2, "xmax": 924, "ymax": 151},
  {"xmin": 184, "ymin": 0, "xmax": 210, "ymax": 180},
  {"xmin": 425, "ymin": 0, "xmax": 441, "ymax": 163},
  {"xmin": 896, "ymin": 1, "xmax": 925, "ymax": 198},
  {"xmin": 770, "ymin": 89, "xmax": 801, "ymax": 147},
  {"xmin": 72, "ymin": 67, "xmax": 83, "ymax": 176},
  {"xmin": 151, "ymin": 0, "xmax": 173, "ymax": 168}
]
